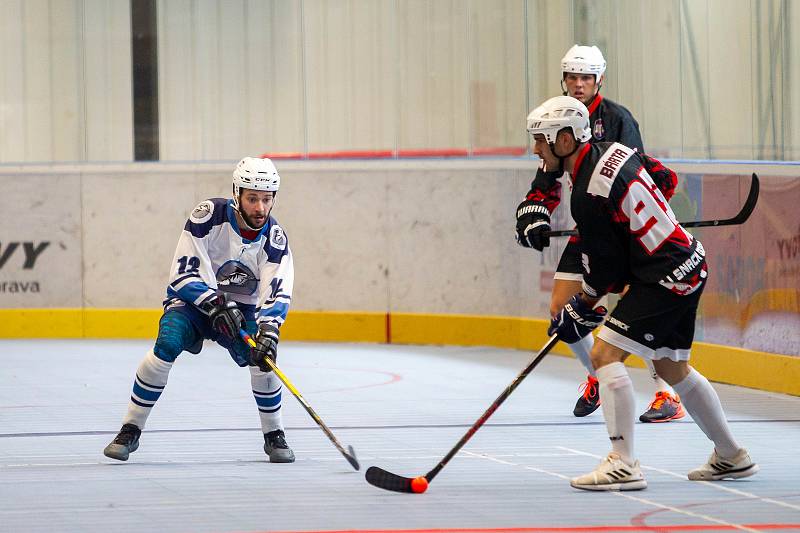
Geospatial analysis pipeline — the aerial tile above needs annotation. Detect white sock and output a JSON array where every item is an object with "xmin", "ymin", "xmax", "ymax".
[
  {"xmin": 644, "ymin": 359, "xmax": 671, "ymax": 393},
  {"xmin": 596, "ymin": 362, "xmax": 636, "ymax": 465},
  {"xmin": 672, "ymin": 368, "xmax": 739, "ymax": 458},
  {"xmin": 569, "ymin": 334, "xmax": 596, "ymax": 376},
  {"xmin": 251, "ymin": 367, "xmax": 283, "ymax": 433},
  {"xmin": 123, "ymin": 349, "xmax": 173, "ymax": 429}
]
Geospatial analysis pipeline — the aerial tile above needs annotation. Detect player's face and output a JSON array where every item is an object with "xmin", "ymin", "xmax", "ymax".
[
  {"xmin": 239, "ymin": 189, "xmax": 274, "ymax": 229},
  {"xmin": 563, "ymin": 73, "xmax": 600, "ymax": 105},
  {"xmin": 532, "ymin": 134, "xmax": 559, "ymax": 170}
]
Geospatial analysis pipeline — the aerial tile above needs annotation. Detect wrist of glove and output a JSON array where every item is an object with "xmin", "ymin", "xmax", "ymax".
[
  {"xmin": 515, "ymin": 199, "xmax": 551, "ymax": 251},
  {"xmin": 249, "ymin": 323, "xmax": 280, "ymax": 372},
  {"xmin": 548, "ymin": 294, "xmax": 607, "ymax": 344},
  {"xmin": 202, "ymin": 293, "xmax": 245, "ymax": 341}
]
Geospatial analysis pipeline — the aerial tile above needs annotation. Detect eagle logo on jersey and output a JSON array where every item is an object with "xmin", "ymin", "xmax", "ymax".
[
  {"xmin": 190, "ymin": 200, "xmax": 214, "ymax": 224},
  {"xmin": 593, "ymin": 119, "xmax": 604, "ymax": 140},
  {"xmin": 270, "ymin": 225, "xmax": 287, "ymax": 250},
  {"xmin": 216, "ymin": 260, "xmax": 258, "ymax": 295}
]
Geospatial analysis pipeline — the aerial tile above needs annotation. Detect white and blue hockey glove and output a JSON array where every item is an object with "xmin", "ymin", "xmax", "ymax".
[
  {"xmin": 548, "ymin": 294, "xmax": 607, "ymax": 344},
  {"xmin": 249, "ymin": 323, "xmax": 280, "ymax": 373}
]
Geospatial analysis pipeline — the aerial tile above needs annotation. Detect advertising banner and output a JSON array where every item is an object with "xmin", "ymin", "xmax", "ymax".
[
  {"xmin": 696, "ymin": 174, "xmax": 800, "ymax": 355},
  {"xmin": 0, "ymin": 174, "xmax": 83, "ymax": 308}
]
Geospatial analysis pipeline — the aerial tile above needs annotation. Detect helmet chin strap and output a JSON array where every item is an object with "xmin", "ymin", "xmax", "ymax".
[
  {"xmin": 548, "ymin": 137, "xmax": 582, "ymax": 172},
  {"xmin": 238, "ymin": 211, "xmax": 264, "ymax": 231},
  {"xmin": 546, "ymin": 143, "xmax": 564, "ymax": 173}
]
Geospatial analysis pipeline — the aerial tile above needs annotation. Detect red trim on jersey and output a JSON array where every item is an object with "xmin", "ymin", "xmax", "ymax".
[
  {"xmin": 587, "ymin": 93, "xmax": 603, "ymax": 115},
  {"xmin": 641, "ymin": 154, "xmax": 678, "ymax": 201},
  {"xmin": 240, "ymin": 228, "xmax": 259, "ymax": 240},
  {"xmin": 572, "ymin": 144, "xmax": 592, "ymax": 178}
]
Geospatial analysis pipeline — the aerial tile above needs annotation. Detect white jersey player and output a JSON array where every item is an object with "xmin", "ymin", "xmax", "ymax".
[{"xmin": 104, "ymin": 157, "xmax": 296, "ymax": 463}]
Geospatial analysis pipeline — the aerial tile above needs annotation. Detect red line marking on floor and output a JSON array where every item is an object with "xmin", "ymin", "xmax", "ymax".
[
  {"xmin": 630, "ymin": 491, "xmax": 800, "ymax": 529},
  {"xmin": 253, "ymin": 525, "xmax": 800, "ymax": 533}
]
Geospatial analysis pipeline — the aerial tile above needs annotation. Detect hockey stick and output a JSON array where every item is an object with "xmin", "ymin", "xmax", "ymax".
[
  {"xmin": 239, "ymin": 329, "xmax": 360, "ymax": 470},
  {"xmin": 544, "ymin": 172, "xmax": 760, "ymax": 238},
  {"xmin": 365, "ymin": 333, "xmax": 560, "ymax": 493}
]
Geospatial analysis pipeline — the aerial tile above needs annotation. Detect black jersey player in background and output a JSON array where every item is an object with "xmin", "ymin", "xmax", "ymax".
[
  {"xmin": 525, "ymin": 95, "xmax": 757, "ymax": 491},
  {"xmin": 516, "ymin": 45, "xmax": 683, "ymax": 422}
]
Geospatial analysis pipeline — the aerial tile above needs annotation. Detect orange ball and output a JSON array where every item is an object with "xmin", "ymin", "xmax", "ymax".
[{"xmin": 410, "ymin": 476, "xmax": 428, "ymax": 493}]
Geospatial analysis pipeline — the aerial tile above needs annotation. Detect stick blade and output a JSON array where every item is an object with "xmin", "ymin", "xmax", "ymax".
[
  {"xmin": 365, "ymin": 466, "xmax": 414, "ymax": 493},
  {"xmin": 734, "ymin": 173, "xmax": 760, "ymax": 223},
  {"xmin": 346, "ymin": 445, "xmax": 360, "ymax": 471}
]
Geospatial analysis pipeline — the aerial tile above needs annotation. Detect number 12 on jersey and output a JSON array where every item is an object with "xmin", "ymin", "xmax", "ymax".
[{"xmin": 177, "ymin": 255, "xmax": 200, "ymax": 274}]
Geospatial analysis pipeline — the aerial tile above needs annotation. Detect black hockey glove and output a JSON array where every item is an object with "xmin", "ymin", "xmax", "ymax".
[
  {"xmin": 203, "ymin": 293, "xmax": 245, "ymax": 342},
  {"xmin": 249, "ymin": 322, "xmax": 280, "ymax": 373},
  {"xmin": 515, "ymin": 199, "xmax": 551, "ymax": 251},
  {"xmin": 548, "ymin": 294, "xmax": 607, "ymax": 344}
]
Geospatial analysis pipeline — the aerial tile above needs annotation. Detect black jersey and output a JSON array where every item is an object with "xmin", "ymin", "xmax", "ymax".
[
  {"xmin": 525, "ymin": 93, "xmax": 644, "ymax": 211},
  {"xmin": 525, "ymin": 149, "xmax": 676, "ymax": 215},
  {"xmin": 585, "ymin": 94, "xmax": 643, "ymax": 151},
  {"xmin": 569, "ymin": 142, "xmax": 705, "ymax": 299}
]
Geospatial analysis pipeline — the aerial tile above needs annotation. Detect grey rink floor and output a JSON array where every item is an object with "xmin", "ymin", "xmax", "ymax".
[{"xmin": 1, "ymin": 340, "xmax": 799, "ymax": 533}]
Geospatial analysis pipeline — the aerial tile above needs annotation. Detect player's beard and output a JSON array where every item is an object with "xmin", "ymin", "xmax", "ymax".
[
  {"xmin": 546, "ymin": 143, "xmax": 563, "ymax": 173},
  {"xmin": 239, "ymin": 209, "xmax": 268, "ymax": 231},
  {"xmin": 552, "ymin": 141, "xmax": 581, "ymax": 172}
]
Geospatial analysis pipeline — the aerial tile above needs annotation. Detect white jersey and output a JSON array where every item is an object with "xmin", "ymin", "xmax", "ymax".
[{"xmin": 166, "ymin": 198, "xmax": 293, "ymax": 329}]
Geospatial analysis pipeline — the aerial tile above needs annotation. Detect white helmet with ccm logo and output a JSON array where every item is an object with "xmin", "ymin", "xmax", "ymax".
[
  {"xmin": 232, "ymin": 157, "xmax": 280, "ymax": 209},
  {"xmin": 526, "ymin": 95, "xmax": 592, "ymax": 144}
]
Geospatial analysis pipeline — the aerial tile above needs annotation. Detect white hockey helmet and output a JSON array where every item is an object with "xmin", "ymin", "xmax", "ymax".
[
  {"xmin": 561, "ymin": 44, "xmax": 606, "ymax": 81},
  {"xmin": 526, "ymin": 95, "xmax": 592, "ymax": 144},
  {"xmin": 232, "ymin": 157, "xmax": 280, "ymax": 208}
]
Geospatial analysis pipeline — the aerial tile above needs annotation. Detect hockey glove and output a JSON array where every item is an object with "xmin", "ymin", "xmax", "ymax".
[
  {"xmin": 548, "ymin": 294, "xmax": 607, "ymax": 344},
  {"xmin": 515, "ymin": 199, "xmax": 551, "ymax": 251},
  {"xmin": 204, "ymin": 293, "xmax": 245, "ymax": 342},
  {"xmin": 249, "ymin": 322, "xmax": 280, "ymax": 373}
]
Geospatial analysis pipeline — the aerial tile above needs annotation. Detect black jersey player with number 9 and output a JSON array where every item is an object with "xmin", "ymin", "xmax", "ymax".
[{"xmin": 527, "ymin": 95, "xmax": 758, "ymax": 491}]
